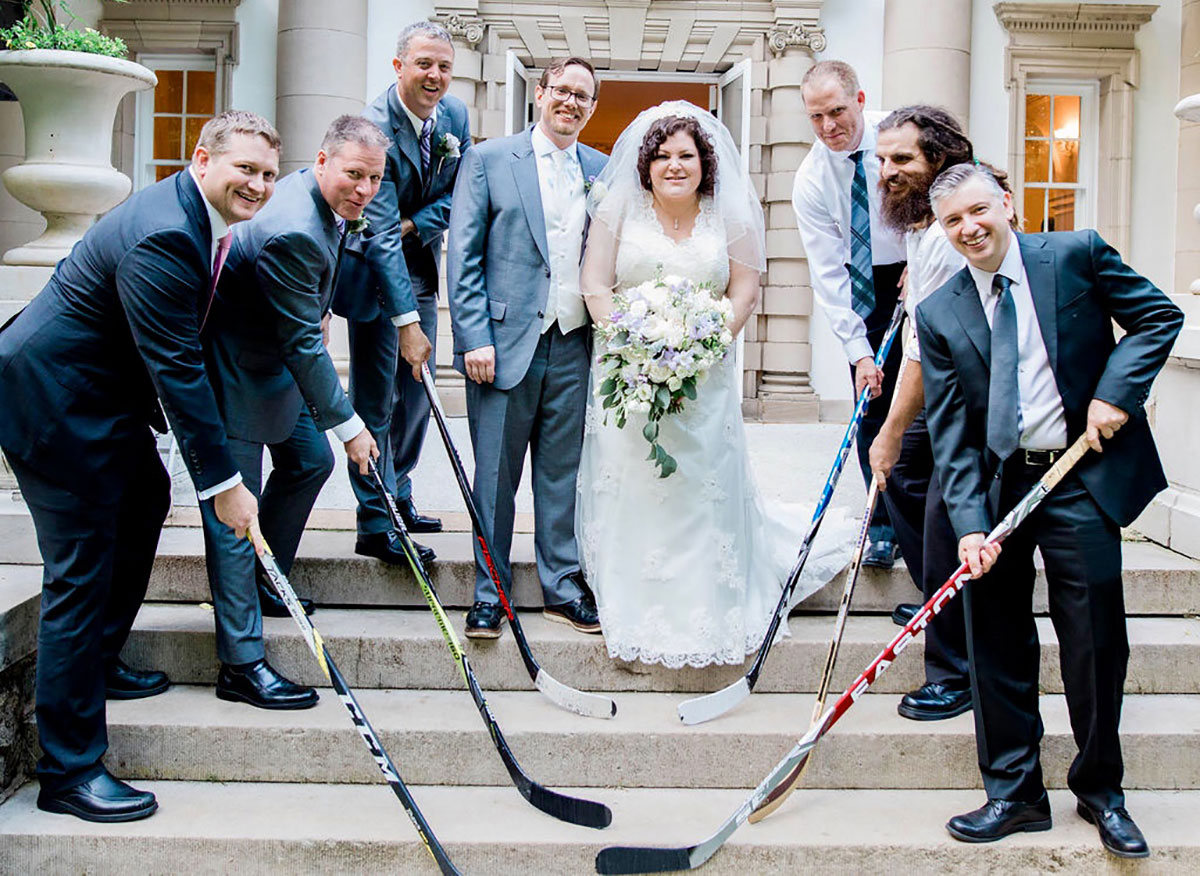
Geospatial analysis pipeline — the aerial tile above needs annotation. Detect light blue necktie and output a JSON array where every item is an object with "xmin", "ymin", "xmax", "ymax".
[{"xmin": 848, "ymin": 151, "xmax": 875, "ymax": 320}]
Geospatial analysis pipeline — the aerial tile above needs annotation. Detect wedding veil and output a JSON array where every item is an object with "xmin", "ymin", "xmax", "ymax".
[{"xmin": 581, "ymin": 100, "xmax": 767, "ymax": 302}]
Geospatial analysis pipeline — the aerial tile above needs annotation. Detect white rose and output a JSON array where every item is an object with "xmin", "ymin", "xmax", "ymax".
[
  {"xmin": 648, "ymin": 363, "xmax": 673, "ymax": 384},
  {"xmin": 641, "ymin": 315, "xmax": 668, "ymax": 342},
  {"xmin": 628, "ymin": 298, "xmax": 648, "ymax": 319},
  {"xmin": 667, "ymin": 376, "xmax": 682, "ymax": 392},
  {"xmin": 636, "ymin": 383, "xmax": 654, "ymax": 402},
  {"xmin": 643, "ymin": 284, "xmax": 669, "ymax": 310}
]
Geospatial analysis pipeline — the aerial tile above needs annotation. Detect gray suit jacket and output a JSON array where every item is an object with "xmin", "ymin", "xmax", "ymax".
[
  {"xmin": 447, "ymin": 127, "xmax": 607, "ymax": 390},
  {"xmin": 332, "ymin": 86, "xmax": 471, "ymax": 321},
  {"xmin": 207, "ymin": 169, "xmax": 355, "ymax": 445}
]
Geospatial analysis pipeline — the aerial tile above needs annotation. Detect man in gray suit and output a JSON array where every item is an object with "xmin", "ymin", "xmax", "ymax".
[
  {"xmin": 332, "ymin": 21, "xmax": 471, "ymax": 564},
  {"xmin": 202, "ymin": 116, "xmax": 387, "ymax": 709},
  {"xmin": 448, "ymin": 57, "xmax": 606, "ymax": 639}
]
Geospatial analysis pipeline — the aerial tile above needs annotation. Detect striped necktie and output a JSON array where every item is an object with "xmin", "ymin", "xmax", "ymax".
[
  {"xmin": 200, "ymin": 231, "xmax": 232, "ymax": 331},
  {"xmin": 987, "ymin": 274, "xmax": 1020, "ymax": 460},
  {"xmin": 419, "ymin": 116, "xmax": 434, "ymax": 180},
  {"xmin": 848, "ymin": 150, "xmax": 875, "ymax": 319}
]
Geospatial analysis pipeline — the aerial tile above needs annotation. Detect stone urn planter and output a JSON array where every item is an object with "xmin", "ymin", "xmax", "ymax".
[{"xmin": 0, "ymin": 49, "xmax": 156, "ymax": 266}]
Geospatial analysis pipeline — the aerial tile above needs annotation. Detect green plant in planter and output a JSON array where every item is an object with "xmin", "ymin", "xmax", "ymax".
[{"xmin": 0, "ymin": 0, "xmax": 128, "ymax": 57}]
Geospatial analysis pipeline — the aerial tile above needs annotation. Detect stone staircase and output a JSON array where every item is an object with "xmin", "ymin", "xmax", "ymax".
[{"xmin": 1, "ymin": 520, "xmax": 1199, "ymax": 873}]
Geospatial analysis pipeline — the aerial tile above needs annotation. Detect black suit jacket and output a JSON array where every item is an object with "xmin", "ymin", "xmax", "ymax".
[
  {"xmin": 916, "ymin": 230, "xmax": 1183, "ymax": 539},
  {"xmin": 0, "ymin": 171, "xmax": 238, "ymax": 500},
  {"xmin": 207, "ymin": 169, "xmax": 356, "ymax": 445}
]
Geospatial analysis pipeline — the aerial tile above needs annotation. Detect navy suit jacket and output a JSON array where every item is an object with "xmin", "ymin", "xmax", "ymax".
[
  {"xmin": 332, "ymin": 86, "xmax": 471, "ymax": 321},
  {"xmin": 0, "ymin": 171, "xmax": 238, "ymax": 501},
  {"xmin": 447, "ymin": 128, "xmax": 608, "ymax": 390},
  {"xmin": 916, "ymin": 230, "xmax": 1184, "ymax": 539},
  {"xmin": 207, "ymin": 168, "xmax": 356, "ymax": 445}
]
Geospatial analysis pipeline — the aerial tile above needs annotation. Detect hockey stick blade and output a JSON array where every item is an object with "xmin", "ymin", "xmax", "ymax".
[
  {"xmin": 596, "ymin": 847, "xmax": 692, "ymax": 875},
  {"xmin": 420, "ymin": 365, "xmax": 618, "ymax": 721},
  {"xmin": 677, "ymin": 677, "xmax": 749, "ymax": 725},
  {"xmin": 536, "ymin": 669, "xmax": 617, "ymax": 719}
]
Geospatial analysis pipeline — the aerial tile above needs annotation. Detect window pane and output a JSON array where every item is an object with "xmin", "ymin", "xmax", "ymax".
[
  {"xmin": 154, "ymin": 69, "xmax": 183, "ymax": 113},
  {"xmin": 1052, "ymin": 139, "xmax": 1079, "ymax": 184},
  {"xmin": 186, "ymin": 70, "xmax": 216, "ymax": 116},
  {"xmin": 1023, "ymin": 188, "xmax": 1047, "ymax": 234},
  {"xmin": 185, "ymin": 117, "xmax": 206, "ymax": 156},
  {"xmin": 1024, "ymin": 140, "xmax": 1049, "ymax": 183},
  {"xmin": 156, "ymin": 164, "xmax": 181, "ymax": 182},
  {"xmin": 1025, "ymin": 94, "xmax": 1051, "ymax": 138},
  {"xmin": 1048, "ymin": 188, "xmax": 1075, "ymax": 232},
  {"xmin": 1053, "ymin": 95, "xmax": 1081, "ymax": 140},
  {"xmin": 153, "ymin": 116, "xmax": 182, "ymax": 160}
]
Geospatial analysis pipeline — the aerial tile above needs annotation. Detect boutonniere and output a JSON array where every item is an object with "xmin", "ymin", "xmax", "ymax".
[
  {"xmin": 586, "ymin": 177, "xmax": 608, "ymax": 203},
  {"xmin": 583, "ymin": 174, "xmax": 597, "ymax": 193},
  {"xmin": 346, "ymin": 216, "xmax": 369, "ymax": 235},
  {"xmin": 435, "ymin": 132, "xmax": 461, "ymax": 175}
]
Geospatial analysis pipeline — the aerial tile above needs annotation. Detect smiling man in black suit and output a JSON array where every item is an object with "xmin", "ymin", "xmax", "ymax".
[
  {"xmin": 916, "ymin": 163, "xmax": 1183, "ymax": 859},
  {"xmin": 0, "ymin": 111, "xmax": 280, "ymax": 822}
]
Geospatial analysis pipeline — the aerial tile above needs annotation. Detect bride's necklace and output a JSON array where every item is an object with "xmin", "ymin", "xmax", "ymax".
[{"xmin": 654, "ymin": 197, "xmax": 700, "ymax": 235}]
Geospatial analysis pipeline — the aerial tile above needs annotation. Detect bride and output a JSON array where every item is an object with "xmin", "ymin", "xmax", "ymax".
[{"xmin": 576, "ymin": 101, "xmax": 850, "ymax": 669}]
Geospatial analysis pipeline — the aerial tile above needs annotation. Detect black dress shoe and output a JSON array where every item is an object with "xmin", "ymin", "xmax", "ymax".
[
  {"xmin": 37, "ymin": 769, "xmax": 157, "ymax": 823},
  {"xmin": 398, "ymin": 496, "xmax": 442, "ymax": 533},
  {"xmin": 216, "ymin": 658, "xmax": 319, "ymax": 710},
  {"xmin": 946, "ymin": 794, "xmax": 1052, "ymax": 842},
  {"xmin": 105, "ymin": 659, "xmax": 170, "ymax": 700},
  {"xmin": 1077, "ymin": 801, "xmax": 1150, "ymax": 859},
  {"xmin": 465, "ymin": 601, "xmax": 505, "ymax": 639},
  {"xmin": 256, "ymin": 564, "xmax": 314, "ymax": 617},
  {"xmin": 891, "ymin": 603, "xmax": 919, "ymax": 626},
  {"xmin": 897, "ymin": 682, "xmax": 972, "ymax": 721},
  {"xmin": 355, "ymin": 531, "xmax": 436, "ymax": 567},
  {"xmin": 544, "ymin": 593, "xmax": 601, "ymax": 634},
  {"xmin": 862, "ymin": 539, "xmax": 899, "ymax": 569}
]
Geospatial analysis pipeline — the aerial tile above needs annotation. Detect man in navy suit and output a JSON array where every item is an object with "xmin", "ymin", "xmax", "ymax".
[
  {"xmin": 916, "ymin": 163, "xmax": 1183, "ymax": 858},
  {"xmin": 448, "ymin": 57, "xmax": 606, "ymax": 638},
  {"xmin": 333, "ymin": 20, "xmax": 471, "ymax": 563},
  {"xmin": 202, "ymin": 116, "xmax": 389, "ymax": 710},
  {"xmin": 0, "ymin": 111, "xmax": 279, "ymax": 821}
]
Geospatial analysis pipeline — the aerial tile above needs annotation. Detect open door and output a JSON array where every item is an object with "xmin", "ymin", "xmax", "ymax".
[
  {"xmin": 505, "ymin": 51, "xmax": 534, "ymax": 136},
  {"xmin": 717, "ymin": 59, "xmax": 752, "ymax": 396}
]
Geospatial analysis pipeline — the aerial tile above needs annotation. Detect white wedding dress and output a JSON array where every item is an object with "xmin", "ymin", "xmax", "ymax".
[{"xmin": 576, "ymin": 196, "xmax": 851, "ymax": 669}]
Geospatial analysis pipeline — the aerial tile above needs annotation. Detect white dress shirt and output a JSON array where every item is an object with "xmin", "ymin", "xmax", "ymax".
[
  {"xmin": 187, "ymin": 165, "xmax": 242, "ymax": 501},
  {"xmin": 967, "ymin": 234, "xmax": 1068, "ymax": 451},
  {"xmin": 792, "ymin": 111, "xmax": 908, "ymax": 364},
  {"xmin": 903, "ymin": 221, "xmax": 965, "ymax": 363},
  {"xmin": 531, "ymin": 124, "xmax": 588, "ymax": 334}
]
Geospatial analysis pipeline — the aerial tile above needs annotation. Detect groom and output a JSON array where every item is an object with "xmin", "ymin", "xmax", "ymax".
[{"xmin": 447, "ymin": 57, "xmax": 606, "ymax": 639}]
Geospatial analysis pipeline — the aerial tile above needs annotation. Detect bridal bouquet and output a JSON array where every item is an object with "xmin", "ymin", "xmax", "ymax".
[{"xmin": 594, "ymin": 274, "xmax": 734, "ymax": 478}]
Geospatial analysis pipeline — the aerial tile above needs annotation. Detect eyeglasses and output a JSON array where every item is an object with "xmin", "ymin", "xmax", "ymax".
[{"xmin": 547, "ymin": 85, "xmax": 595, "ymax": 107}]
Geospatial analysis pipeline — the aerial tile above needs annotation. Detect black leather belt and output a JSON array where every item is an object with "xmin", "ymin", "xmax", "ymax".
[{"xmin": 1021, "ymin": 448, "xmax": 1065, "ymax": 466}]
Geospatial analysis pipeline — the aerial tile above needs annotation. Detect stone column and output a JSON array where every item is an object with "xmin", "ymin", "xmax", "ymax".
[
  {"xmin": 275, "ymin": 0, "xmax": 368, "ymax": 175},
  {"xmin": 1141, "ymin": 0, "xmax": 1200, "ymax": 559},
  {"xmin": 882, "ymin": 0, "xmax": 971, "ymax": 124},
  {"xmin": 755, "ymin": 21, "xmax": 825, "ymax": 422}
]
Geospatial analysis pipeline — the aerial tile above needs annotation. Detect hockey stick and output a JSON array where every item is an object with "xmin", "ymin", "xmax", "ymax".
[
  {"xmin": 748, "ymin": 356, "xmax": 912, "ymax": 822},
  {"xmin": 597, "ymin": 434, "xmax": 1091, "ymax": 874},
  {"xmin": 368, "ymin": 458, "xmax": 612, "ymax": 829},
  {"xmin": 254, "ymin": 545, "xmax": 459, "ymax": 875},
  {"xmin": 677, "ymin": 299, "xmax": 907, "ymax": 725},
  {"xmin": 419, "ymin": 363, "xmax": 616, "ymax": 719}
]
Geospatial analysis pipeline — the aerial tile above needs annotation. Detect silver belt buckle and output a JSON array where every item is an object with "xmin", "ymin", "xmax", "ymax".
[{"xmin": 1022, "ymin": 448, "xmax": 1061, "ymax": 466}]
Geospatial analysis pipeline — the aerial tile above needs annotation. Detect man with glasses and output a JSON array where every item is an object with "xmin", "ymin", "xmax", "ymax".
[
  {"xmin": 332, "ymin": 20, "xmax": 470, "ymax": 571},
  {"xmin": 448, "ymin": 57, "xmax": 606, "ymax": 639}
]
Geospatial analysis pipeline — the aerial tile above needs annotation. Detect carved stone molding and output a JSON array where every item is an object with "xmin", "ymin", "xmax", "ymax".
[
  {"xmin": 994, "ymin": 2, "xmax": 1157, "ymax": 49},
  {"xmin": 441, "ymin": 13, "xmax": 486, "ymax": 47},
  {"xmin": 767, "ymin": 22, "xmax": 826, "ymax": 55}
]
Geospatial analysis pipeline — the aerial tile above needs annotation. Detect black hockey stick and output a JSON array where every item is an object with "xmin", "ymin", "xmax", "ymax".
[
  {"xmin": 677, "ymin": 299, "xmax": 907, "ymax": 725},
  {"xmin": 368, "ymin": 458, "xmax": 612, "ymax": 829},
  {"xmin": 596, "ymin": 434, "xmax": 1092, "ymax": 873},
  {"xmin": 419, "ymin": 363, "xmax": 616, "ymax": 718},
  {"xmin": 255, "ymin": 544, "xmax": 458, "ymax": 874}
]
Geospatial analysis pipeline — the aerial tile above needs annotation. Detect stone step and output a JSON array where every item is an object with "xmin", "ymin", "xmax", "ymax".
[
  {"xmin": 145, "ymin": 526, "xmax": 1200, "ymax": 616},
  {"xmin": 99, "ymin": 686, "xmax": 1200, "ymax": 791},
  {"xmin": 122, "ymin": 606, "xmax": 1200, "ymax": 695},
  {"xmin": 1, "ymin": 783, "xmax": 1196, "ymax": 874}
]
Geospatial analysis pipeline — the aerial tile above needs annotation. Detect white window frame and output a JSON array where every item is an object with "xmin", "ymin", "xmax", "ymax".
[
  {"xmin": 133, "ymin": 53, "xmax": 223, "ymax": 191},
  {"xmin": 1020, "ymin": 80, "xmax": 1099, "ymax": 234}
]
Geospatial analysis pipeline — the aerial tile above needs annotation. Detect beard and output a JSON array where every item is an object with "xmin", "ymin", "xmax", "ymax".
[{"xmin": 880, "ymin": 168, "xmax": 937, "ymax": 233}]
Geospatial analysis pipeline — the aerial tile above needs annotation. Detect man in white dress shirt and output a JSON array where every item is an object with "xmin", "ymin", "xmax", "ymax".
[
  {"xmin": 447, "ymin": 58, "xmax": 609, "ymax": 639},
  {"xmin": 866, "ymin": 106, "xmax": 974, "ymax": 722},
  {"xmin": 792, "ymin": 60, "xmax": 907, "ymax": 568}
]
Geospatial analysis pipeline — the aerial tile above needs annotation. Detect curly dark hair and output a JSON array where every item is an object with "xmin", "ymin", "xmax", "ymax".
[
  {"xmin": 877, "ymin": 105, "xmax": 974, "ymax": 174},
  {"xmin": 636, "ymin": 116, "xmax": 717, "ymax": 197}
]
